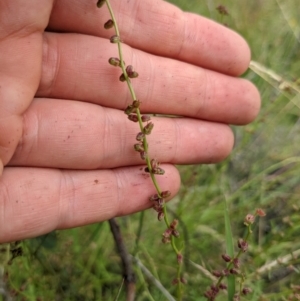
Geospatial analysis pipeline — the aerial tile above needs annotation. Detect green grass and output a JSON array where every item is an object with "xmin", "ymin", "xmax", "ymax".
[{"xmin": 2, "ymin": 0, "xmax": 300, "ymax": 300}]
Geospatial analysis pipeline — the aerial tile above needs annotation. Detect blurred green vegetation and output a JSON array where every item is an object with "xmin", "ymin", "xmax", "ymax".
[{"xmin": 1, "ymin": 0, "xmax": 300, "ymax": 300}]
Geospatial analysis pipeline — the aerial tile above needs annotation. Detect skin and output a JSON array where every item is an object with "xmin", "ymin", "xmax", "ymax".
[{"xmin": 0, "ymin": 0, "xmax": 260, "ymax": 243}]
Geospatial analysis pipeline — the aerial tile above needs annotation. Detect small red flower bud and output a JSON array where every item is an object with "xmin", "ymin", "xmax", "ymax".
[
  {"xmin": 172, "ymin": 230, "xmax": 180, "ymax": 237},
  {"xmin": 149, "ymin": 194, "xmax": 159, "ymax": 202},
  {"xmin": 124, "ymin": 105, "xmax": 135, "ymax": 115},
  {"xmin": 119, "ymin": 73, "xmax": 126, "ymax": 82},
  {"xmin": 128, "ymin": 71, "xmax": 139, "ymax": 78},
  {"xmin": 204, "ymin": 290, "xmax": 213, "ymax": 298},
  {"xmin": 104, "ymin": 19, "xmax": 114, "ymax": 29},
  {"xmin": 153, "ymin": 203, "xmax": 162, "ymax": 212},
  {"xmin": 140, "ymin": 151, "xmax": 147, "ymax": 160},
  {"xmin": 126, "ymin": 65, "xmax": 134, "ymax": 75},
  {"xmin": 158, "ymin": 212, "xmax": 164, "ymax": 221},
  {"xmin": 153, "ymin": 167, "xmax": 165, "ymax": 175},
  {"xmin": 163, "ymin": 228, "xmax": 172, "ymax": 238},
  {"xmin": 134, "ymin": 143, "xmax": 144, "ymax": 152},
  {"xmin": 96, "ymin": 0, "xmax": 106, "ymax": 8},
  {"xmin": 172, "ymin": 278, "xmax": 179, "ymax": 285},
  {"xmin": 161, "ymin": 190, "xmax": 171, "ymax": 198},
  {"xmin": 211, "ymin": 285, "xmax": 219, "ymax": 293},
  {"xmin": 110, "ymin": 35, "xmax": 121, "ymax": 43},
  {"xmin": 156, "ymin": 198, "xmax": 164, "ymax": 207},
  {"xmin": 143, "ymin": 122, "xmax": 154, "ymax": 135},
  {"xmin": 128, "ymin": 114, "xmax": 139, "ymax": 122},
  {"xmin": 233, "ymin": 258, "xmax": 240, "ymax": 268},
  {"xmin": 221, "ymin": 254, "xmax": 231, "ymax": 262},
  {"xmin": 132, "ymin": 100, "xmax": 140, "ymax": 108},
  {"xmin": 256, "ymin": 208, "xmax": 266, "ymax": 217},
  {"xmin": 180, "ymin": 277, "xmax": 187, "ymax": 284},
  {"xmin": 162, "ymin": 236, "xmax": 170, "ymax": 243},
  {"xmin": 229, "ymin": 268, "xmax": 239, "ymax": 275},
  {"xmin": 222, "ymin": 269, "xmax": 229, "ymax": 276},
  {"xmin": 136, "ymin": 132, "xmax": 145, "ymax": 141},
  {"xmin": 244, "ymin": 214, "xmax": 255, "ymax": 225},
  {"xmin": 108, "ymin": 57, "xmax": 121, "ymax": 67},
  {"xmin": 237, "ymin": 239, "xmax": 248, "ymax": 252},
  {"xmin": 141, "ymin": 115, "xmax": 151, "ymax": 122},
  {"xmin": 242, "ymin": 287, "xmax": 252, "ymax": 295},
  {"xmin": 150, "ymin": 159, "xmax": 159, "ymax": 170},
  {"xmin": 170, "ymin": 219, "xmax": 179, "ymax": 229},
  {"xmin": 219, "ymin": 283, "xmax": 227, "ymax": 290},
  {"xmin": 212, "ymin": 270, "xmax": 222, "ymax": 278}
]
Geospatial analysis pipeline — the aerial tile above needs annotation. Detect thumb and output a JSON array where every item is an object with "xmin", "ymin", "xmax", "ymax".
[{"xmin": 0, "ymin": 1, "xmax": 54, "ymax": 174}]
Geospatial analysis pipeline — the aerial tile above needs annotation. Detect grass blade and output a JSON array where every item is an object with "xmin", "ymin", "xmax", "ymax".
[{"xmin": 224, "ymin": 199, "xmax": 235, "ymax": 300}]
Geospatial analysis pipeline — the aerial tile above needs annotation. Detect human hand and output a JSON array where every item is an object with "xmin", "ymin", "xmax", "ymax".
[{"xmin": 0, "ymin": 0, "xmax": 260, "ymax": 243}]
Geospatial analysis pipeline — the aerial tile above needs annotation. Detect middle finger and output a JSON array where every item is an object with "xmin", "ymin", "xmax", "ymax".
[
  {"xmin": 9, "ymin": 98, "xmax": 233, "ymax": 169},
  {"xmin": 38, "ymin": 32, "xmax": 260, "ymax": 125}
]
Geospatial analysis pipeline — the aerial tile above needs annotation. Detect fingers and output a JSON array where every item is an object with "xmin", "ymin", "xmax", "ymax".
[
  {"xmin": 0, "ymin": 1, "xmax": 54, "ymax": 172},
  {"xmin": 0, "ymin": 165, "xmax": 180, "ymax": 243},
  {"xmin": 9, "ymin": 98, "xmax": 234, "ymax": 169},
  {"xmin": 48, "ymin": 0, "xmax": 251, "ymax": 76},
  {"xmin": 37, "ymin": 33, "xmax": 260, "ymax": 125}
]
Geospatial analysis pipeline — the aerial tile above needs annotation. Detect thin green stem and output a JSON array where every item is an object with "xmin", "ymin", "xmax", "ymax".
[{"xmin": 102, "ymin": 0, "xmax": 183, "ymax": 298}]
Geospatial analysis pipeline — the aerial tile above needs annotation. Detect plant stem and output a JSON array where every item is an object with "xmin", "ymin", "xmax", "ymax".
[{"xmin": 102, "ymin": 0, "xmax": 183, "ymax": 298}]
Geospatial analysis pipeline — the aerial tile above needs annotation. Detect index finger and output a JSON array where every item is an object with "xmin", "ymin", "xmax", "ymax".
[{"xmin": 48, "ymin": 0, "xmax": 250, "ymax": 76}]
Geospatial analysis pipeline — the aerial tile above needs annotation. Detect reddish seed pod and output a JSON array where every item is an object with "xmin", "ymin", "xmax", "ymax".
[
  {"xmin": 233, "ymin": 258, "xmax": 240, "ymax": 268},
  {"xmin": 96, "ymin": 0, "xmax": 106, "ymax": 8},
  {"xmin": 141, "ymin": 115, "xmax": 151, "ymax": 122},
  {"xmin": 229, "ymin": 268, "xmax": 239, "ymax": 275},
  {"xmin": 108, "ymin": 57, "xmax": 121, "ymax": 67},
  {"xmin": 162, "ymin": 236, "xmax": 170, "ymax": 244},
  {"xmin": 171, "ymin": 278, "xmax": 179, "ymax": 285},
  {"xmin": 211, "ymin": 285, "xmax": 219, "ymax": 293},
  {"xmin": 212, "ymin": 270, "xmax": 222, "ymax": 278},
  {"xmin": 124, "ymin": 105, "xmax": 136, "ymax": 115},
  {"xmin": 143, "ymin": 122, "xmax": 154, "ymax": 135},
  {"xmin": 180, "ymin": 277, "xmax": 187, "ymax": 284},
  {"xmin": 161, "ymin": 190, "xmax": 171, "ymax": 198},
  {"xmin": 163, "ymin": 228, "xmax": 173, "ymax": 238},
  {"xmin": 221, "ymin": 254, "xmax": 232, "ymax": 262},
  {"xmin": 104, "ymin": 19, "xmax": 114, "ymax": 29},
  {"xmin": 157, "ymin": 198, "xmax": 164, "ymax": 207},
  {"xmin": 110, "ymin": 35, "xmax": 121, "ymax": 43},
  {"xmin": 128, "ymin": 71, "xmax": 139, "ymax": 78},
  {"xmin": 170, "ymin": 219, "xmax": 179, "ymax": 229},
  {"xmin": 140, "ymin": 151, "xmax": 147, "ymax": 160},
  {"xmin": 119, "ymin": 73, "xmax": 126, "ymax": 82},
  {"xmin": 244, "ymin": 214, "xmax": 255, "ymax": 225},
  {"xmin": 256, "ymin": 208, "xmax": 266, "ymax": 217},
  {"xmin": 237, "ymin": 238, "xmax": 248, "ymax": 252},
  {"xmin": 136, "ymin": 132, "xmax": 145, "ymax": 141},
  {"xmin": 149, "ymin": 194, "xmax": 160, "ymax": 202},
  {"xmin": 126, "ymin": 65, "xmax": 134, "ymax": 75},
  {"xmin": 128, "ymin": 114, "xmax": 139, "ymax": 122},
  {"xmin": 158, "ymin": 212, "xmax": 164, "ymax": 221},
  {"xmin": 150, "ymin": 159, "xmax": 159, "ymax": 170},
  {"xmin": 242, "ymin": 287, "xmax": 252, "ymax": 295},
  {"xmin": 152, "ymin": 203, "xmax": 162, "ymax": 212},
  {"xmin": 222, "ymin": 269, "xmax": 230, "ymax": 276},
  {"xmin": 134, "ymin": 143, "xmax": 144, "ymax": 152},
  {"xmin": 219, "ymin": 283, "xmax": 227, "ymax": 290},
  {"xmin": 132, "ymin": 100, "xmax": 140, "ymax": 108},
  {"xmin": 172, "ymin": 230, "xmax": 180, "ymax": 237},
  {"xmin": 153, "ymin": 167, "xmax": 165, "ymax": 175}
]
